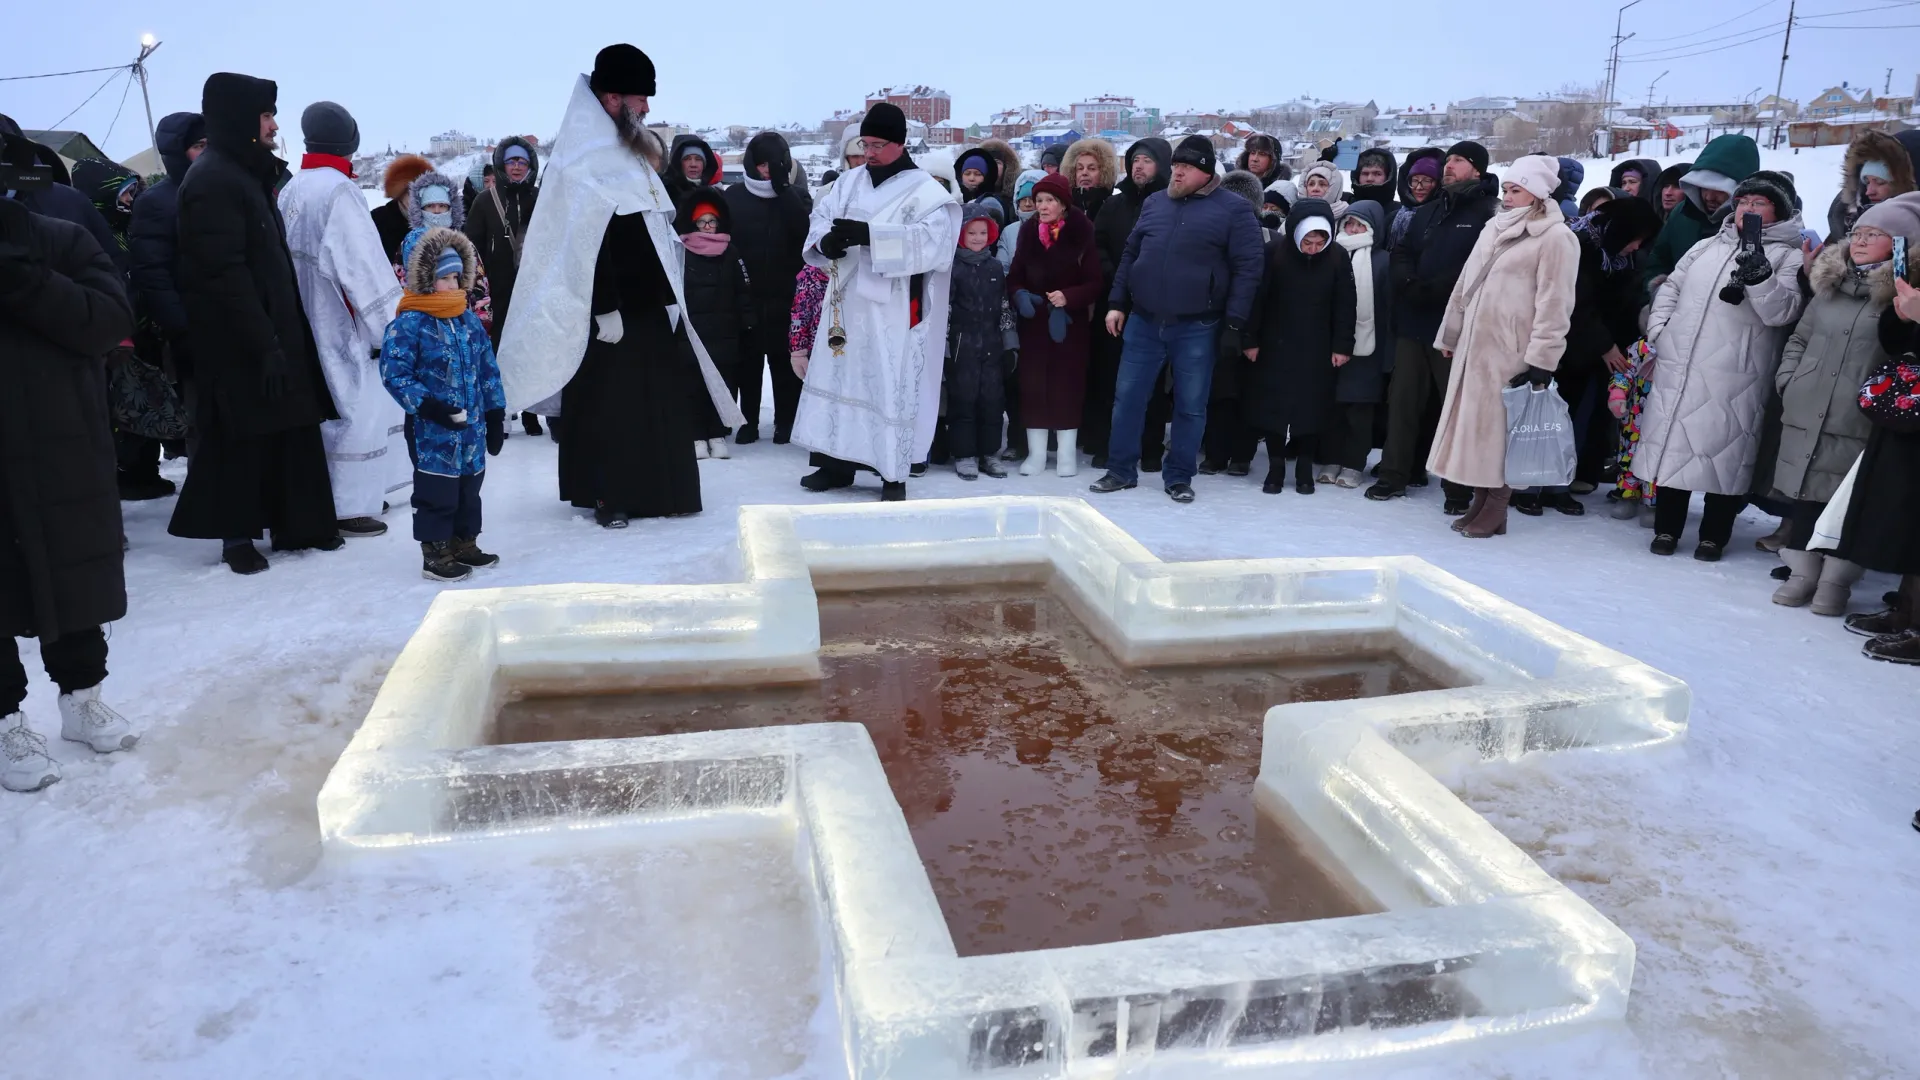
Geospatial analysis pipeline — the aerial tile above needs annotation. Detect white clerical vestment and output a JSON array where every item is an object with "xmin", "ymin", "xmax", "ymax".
[
  {"xmin": 278, "ymin": 166, "xmax": 407, "ymax": 517},
  {"xmin": 791, "ymin": 162, "xmax": 960, "ymax": 482}
]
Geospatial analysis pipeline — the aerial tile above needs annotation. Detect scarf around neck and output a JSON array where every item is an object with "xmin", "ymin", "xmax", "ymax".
[
  {"xmin": 682, "ymin": 231, "xmax": 732, "ymax": 256},
  {"xmin": 743, "ymin": 176, "xmax": 776, "ymax": 199},
  {"xmin": 397, "ymin": 291, "xmax": 468, "ymax": 319},
  {"xmin": 1038, "ymin": 217, "xmax": 1064, "ymax": 248},
  {"xmin": 1333, "ymin": 228, "xmax": 1376, "ymax": 358}
]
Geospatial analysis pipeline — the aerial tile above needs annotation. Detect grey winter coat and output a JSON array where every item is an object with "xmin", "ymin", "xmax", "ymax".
[
  {"xmin": 1636, "ymin": 212, "xmax": 1808, "ymax": 495},
  {"xmin": 1771, "ymin": 244, "xmax": 1896, "ymax": 503}
]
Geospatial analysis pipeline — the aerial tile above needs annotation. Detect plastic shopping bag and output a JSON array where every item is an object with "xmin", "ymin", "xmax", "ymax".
[{"xmin": 1502, "ymin": 381, "xmax": 1577, "ymax": 488}]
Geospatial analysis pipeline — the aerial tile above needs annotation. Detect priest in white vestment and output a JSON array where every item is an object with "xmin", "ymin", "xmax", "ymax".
[
  {"xmin": 792, "ymin": 103, "xmax": 960, "ymax": 499},
  {"xmin": 277, "ymin": 101, "xmax": 407, "ymax": 536}
]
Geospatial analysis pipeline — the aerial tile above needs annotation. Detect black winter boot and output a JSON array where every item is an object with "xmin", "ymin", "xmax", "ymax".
[
  {"xmin": 521, "ymin": 412, "xmax": 543, "ymax": 436},
  {"xmin": 222, "ymin": 542, "xmax": 269, "ymax": 576},
  {"xmin": 880, "ymin": 481, "xmax": 907, "ymax": 502},
  {"xmin": 452, "ymin": 537, "xmax": 500, "ymax": 569},
  {"xmin": 1294, "ymin": 455, "xmax": 1315, "ymax": 494},
  {"xmin": 421, "ymin": 541, "xmax": 473, "ymax": 582}
]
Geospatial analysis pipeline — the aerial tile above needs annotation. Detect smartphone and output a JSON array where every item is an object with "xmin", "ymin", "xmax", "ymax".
[
  {"xmin": 1896, "ymin": 236, "xmax": 1908, "ymax": 281},
  {"xmin": 1740, "ymin": 212, "xmax": 1762, "ymax": 250}
]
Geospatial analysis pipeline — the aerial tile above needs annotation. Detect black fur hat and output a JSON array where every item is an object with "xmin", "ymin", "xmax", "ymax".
[
  {"xmin": 1732, "ymin": 170, "xmax": 1797, "ymax": 221},
  {"xmin": 589, "ymin": 44, "xmax": 656, "ymax": 97}
]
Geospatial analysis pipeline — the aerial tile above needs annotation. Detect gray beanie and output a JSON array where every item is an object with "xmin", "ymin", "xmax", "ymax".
[
  {"xmin": 301, "ymin": 101, "xmax": 359, "ymax": 157},
  {"xmin": 1857, "ymin": 191, "xmax": 1920, "ymax": 248}
]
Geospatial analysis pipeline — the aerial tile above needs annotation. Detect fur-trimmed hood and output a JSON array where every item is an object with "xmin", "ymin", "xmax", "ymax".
[
  {"xmin": 978, "ymin": 138, "xmax": 1023, "ymax": 203},
  {"xmin": 1217, "ymin": 169, "xmax": 1266, "ymax": 210},
  {"xmin": 405, "ymin": 170, "xmax": 465, "ymax": 230},
  {"xmin": 1062, "ymin": 137, "xmax": 1119, "ymax": 192},
  {"xmin": 403, "ymin": 226, "xmax": 478, "ymax": 295},
  {"xmin": 1839, "ymin": 129, "xmax": 1918, "ymax": 214},
  {"xmin": 383, "ymin": 153, "xmax": 433, "ymax": 200},
  {"xmin": 1235, "ymin": 134, "xmax": 1283, "ymax": 183},
  {"xmin": 1808, "ymin": 236, "xmax": 1897, "ymax": 303},
  {"xmin": 491, "ymin": 136, "xmax": 539, "ymax": 188},
  {"xmin": 954, "ymin": 146, "xmax": 1004, "ymax": 203}
]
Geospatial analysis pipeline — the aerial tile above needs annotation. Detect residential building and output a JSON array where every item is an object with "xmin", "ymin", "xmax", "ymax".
[
  {"xmin": 1446, "ymin": 96, "xmax": 1516, "ymax": 130},
  {"xmin": 1374, "ymin": 106, "xmax": 1445, "ymax": 135},
  {"xmin": 1873, "ymin": 95, "xmax": 1914, "ymax": 118},
  {"xmin": 429, "ymin": 130, "xmax": 477, "ymax": 155},
  {"xmin": 1071, "ymin": 96, "xmax": 1136, "ymax": 133},
  {"xmin": 989, "ymin": 104, "xmax": 1069, "ymax": 141},
  {"xmin": 926, "ymin": 119, "xmax": 967, "ymax": 147},
  {"xmin": 865, "ymin": 86, "xmax": 952, "ymax": 126},
  {"xmin": 1315, "ymin": 100, "xmax": 1379, "ymax": 137},
  {"xmin": 1027, "ymin": 124, "xmax": 1083, "ymax": 149},
  {"xmin": 1251, "ymin": 98, "xmax": 1323, "ymax": 135},
  {"xmin": 823, "ymin": 109, "xmax": 863, "ymax": 146},
  {"xmin": 1803, "ymin": 85, "xmax": 1873, "ymax": 119}
]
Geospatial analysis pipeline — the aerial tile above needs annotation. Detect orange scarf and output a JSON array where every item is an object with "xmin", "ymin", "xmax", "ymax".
[{"xmin": 396, "ymin": 291, "xmax": 467, "ymax": 319}]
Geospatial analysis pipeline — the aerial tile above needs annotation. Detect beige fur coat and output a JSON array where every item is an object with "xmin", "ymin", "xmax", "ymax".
[{"xmin": 1427, "ymin": 202, "xmax": 1580, "ymax": 489}]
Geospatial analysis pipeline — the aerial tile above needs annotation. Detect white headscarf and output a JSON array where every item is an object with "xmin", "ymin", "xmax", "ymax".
[{"xmin": 1333, "ymin": 213, "xmax": 1376, "ymax": 357}]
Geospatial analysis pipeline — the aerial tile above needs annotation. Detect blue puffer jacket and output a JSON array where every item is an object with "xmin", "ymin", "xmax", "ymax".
[
  {"xmin": 1108, "ymin": 175, "xmax": 1265, "ymax": 325},
  {"xmin": 380, "ymin": 228, "xmax": 504, "ymax": 476}
]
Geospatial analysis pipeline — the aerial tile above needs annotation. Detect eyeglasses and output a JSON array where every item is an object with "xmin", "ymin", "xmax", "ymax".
[{"xmin": 859, "ymin": 139, "xmax": 892, "ymax": 153}]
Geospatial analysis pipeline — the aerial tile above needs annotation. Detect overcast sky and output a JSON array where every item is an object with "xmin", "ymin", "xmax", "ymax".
[{"xmin": 5, "ymin": 0, "xmax": 1915, "ymax": 163}]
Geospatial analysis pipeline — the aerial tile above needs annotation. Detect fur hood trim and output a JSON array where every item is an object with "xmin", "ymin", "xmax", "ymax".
[
  {"xmin": 978, "ymin": 138, "xmax": 1023, "ymax": 202},
  {"xmin": 491, "ymin": 136, "xmax": 539, "ymax": 186},
  {"xmin": 404, "ymin": 227, "xmax": 478, "ymax": 295},
  {"xmin": 405, "ymin": 170, "xmax": 465, "ymax": 231},
  {"xmin": 1841, "ymin": 129, "xmax": 1918, "ymax": 211},
  {"xmin": 383, "ymin": 153, "xmax": 433, "ymax": 200},
  {"xmin": 1808, "ymin": 238, "xmax": 1896, "ymax": 303},
  {"xmin": 1218, "ymin": 169, "xmax": 1266, "ymax": 209},
  {"xmin": 1062, "ymin": 137, "xmax": 1119, "ymax": 191}
]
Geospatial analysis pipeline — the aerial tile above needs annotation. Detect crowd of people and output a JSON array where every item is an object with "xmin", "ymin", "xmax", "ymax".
[{"xmin": 3, "ymin": 43, "xmax": 1920, "ymax": 795}]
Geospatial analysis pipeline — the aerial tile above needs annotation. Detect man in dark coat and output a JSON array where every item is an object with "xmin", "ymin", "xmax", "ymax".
[
  {"xmin": 1368, "ymin": 140, "xmax": 1498, "ymax": 509},
  {"xmin": 1086, "ymin": 137, "xmax": 1171, "ymax": 467},
  {"xmin": 665, "ymin": 135, "xmax": 721, "ymax": 207},
  {"xmin": 0, "ymin": 198, "xmax": 139, "ymax": 791},
  {"xmin": 167, "ymin": 72, "xmax": 342, "ymax": 574},
  {"xmin": 722, "ymin": 131, "xmax": 812, "ymax": 444},
  {"xmin": 1095, "ymin": 135, "xmax": 1266, "ymax": 503},
  {"xmin": 1234, "ymin": 134, "xmax": 1285, "ymax": 187},
  {"xmin": 129, "ymin": 112, "xmax": 204, "ymax": 381},
  {"xmin": 1349, "ymin": 147, "xmax": 1399, "ymax": 218},
  {"xmin": 463, "ymin": 136, "xmax": 541, "ymax": 431},
  {"xmin": 0, "ymin": 115, "xmax": 123, "ymax": 275}
]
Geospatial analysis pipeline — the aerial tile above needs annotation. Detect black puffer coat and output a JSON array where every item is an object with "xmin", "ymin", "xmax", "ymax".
[
  {"xmin": 1835, "ymin": 308, "xmax": 1920, "ymax": 575},
  {"xmin": 0, "ymin": 205, "xmax": 131, "ymax": 639},
  {"xmin": 722, "ymin": 133, "xmax": 812, "ymax": 317},
  {"xmin": 463, "ymin": 136, "xmax": 539, "ymax": 344},
  {"xmin": 665, "ymin": 135, "xmax": 722, "ymax": 207},
  {"xmin": 175, "ymin": 73, "xmax": 335, "ymax": 437},
  {"xmin": 0, "ymin": 118, "xmax": 123, "ymax": 278},
  {"xmin": 673, "ymin": 193, "xmax": 755, "ymax": 382},
  {"xmin": 128, "ymin": 111, "xmax": 202, "ymax": 340},
  {"xmin": 1390, "ymin": 172, "xmax": 1500, "ymax": 345},
  {"xmin": 1243, "ymin": 199, "xmax": 1356, "ymax": 435},
  {"xmin": 1093, "ymin": 138, "xmax": 1172, "ymax": 287}
]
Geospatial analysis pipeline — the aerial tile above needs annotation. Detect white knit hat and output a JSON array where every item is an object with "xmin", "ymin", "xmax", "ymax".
[
  {"xmin": 1507, "ymin": 155, "xmax": 1561, "ymax": 202},
  {"xmin": 1293, "ymin": 215, "xmax": 1333, "ymax": 248}
]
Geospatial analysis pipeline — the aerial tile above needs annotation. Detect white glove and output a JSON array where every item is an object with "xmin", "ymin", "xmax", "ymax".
[
  {"xmin": 594, "ymin": 311, "xmax": 624, "ymax": 344},
  {"xmin": 450, "ymin": 409, "xmax": 469, "ymax": 425}
]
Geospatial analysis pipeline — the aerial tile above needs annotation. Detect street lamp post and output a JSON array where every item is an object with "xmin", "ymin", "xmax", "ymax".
[
  {"xmin": 134, "ymin": 34, "xmax": 162, "ymax": 168},
  {"xmin": 1603, "ymin": 0, "xmax": 1642, "ymax": 159}
]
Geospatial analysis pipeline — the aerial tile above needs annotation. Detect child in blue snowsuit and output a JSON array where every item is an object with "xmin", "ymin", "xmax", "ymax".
[{"xmin": 381, "ymin": 226, "xmax": 506, "ymax": 581}]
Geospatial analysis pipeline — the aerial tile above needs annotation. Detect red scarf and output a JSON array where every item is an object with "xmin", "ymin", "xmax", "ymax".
[
  {"xmin": 301, "ymin": 153, "xmax": 356, "ymax": 178},
  {"xmin": 1038, "ymin": 218, "xmax": 1064, "ymax": 249}
]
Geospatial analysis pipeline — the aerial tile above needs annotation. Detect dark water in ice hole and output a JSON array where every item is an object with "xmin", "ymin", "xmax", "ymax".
[{"xmin": 493, "ymin": 586, "xmax": 1447, "ymax": 957}]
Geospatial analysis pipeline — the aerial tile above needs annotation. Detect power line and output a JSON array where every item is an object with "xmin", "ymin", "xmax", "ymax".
[
  {"xmin": 100, "ymin": 67, "xmax": 137, "ymax": 147},
  {"xmin": 1621, "ymin": 24, "xmax": 1787, "ymax": 62},
  {"xmin": 0, "ymin": 63, "xmax": 126, "ymax": 83},
  {"xmin": 1632, "ymin": 0, "xmax": 1781, "ymax": 44},
  {"xmin": 48, "ymin": 69, "xmax": 128, "ymax": 130},
  {"xmin": 1798, "ymin": 18, "xmax": 1920, "ymax": 23}
]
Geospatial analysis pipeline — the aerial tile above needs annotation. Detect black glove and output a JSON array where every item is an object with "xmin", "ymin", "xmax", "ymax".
[
  {"xmin": 770, "ymin": 159, "xmax": 791, "ymax": 192},
  {"xmin": 259, "ymin": 349, "xmax": 293, "ymax": 400},
  {"xmin": 830, "ymin": 218, "xmax": 870, "ymax": 248},
  {"xmin": 1731, "ymin": 246, "xmax": 1773, "ymax": 287},
  {"xmin": 1218, "ymin": 322, "xmax": 1246, "ymax": 361},
  {"xmin": 485, "ymin": 408, "xmax": 506, "ymax": 456},
  {"xmin": 818, "ymin": 232, "xmax": 850, "ymax": 260},
  {"xmin": 417, "ymin": 397, "xmax": 470, "ymax": 430},
  {"xmin": 1507, "ymin": 366, "xmax": 1554, "ymax": 389}
]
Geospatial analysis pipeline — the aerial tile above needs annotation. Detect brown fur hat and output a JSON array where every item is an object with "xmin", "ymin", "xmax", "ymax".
[{"xmin": 383, "ymin": 153, "xmax": 433, "ymax": 200}]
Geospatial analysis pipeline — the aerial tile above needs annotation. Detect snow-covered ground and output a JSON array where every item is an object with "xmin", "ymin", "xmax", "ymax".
[{"xmin": 4, "ymin": 396, "xmax": 1916, "ymax": 1077}]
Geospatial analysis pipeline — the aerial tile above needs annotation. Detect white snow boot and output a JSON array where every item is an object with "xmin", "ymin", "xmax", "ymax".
[
  {"xmin": 707, "ymin": 438, "xmax": 731, "ymax": 460},
  {"xmin": 1335, "ymin": 467, "xmax": 1365, "ymax": 489},
  {"xmin": 954, "ymin": 457, "xmax": 979, "ymax": 481},
  {"xmin": 694, "ymin": 440, "xmax": 710, "ymax": 460},
  {"xmin": 2, "ymin": 714, "xmax": 60, "ymax": 792},
  {"xmin": 1772, "ymin": 548, "xmax": 1823, "ymax": 608},
  {"xmin": 1020, "ymin": 429, "xmax": 1048, "ymax": 476},
  {"xmin": 1056, "ymin": 430, "xmax": 1079, "ymax": 478},
  {"xmin": 1810, "ymin": 558, "xmax": 1864, "ymax": 617},
  {"xmin": 59, "ymin": 685, "xmax": 138, "ymax": 753}
]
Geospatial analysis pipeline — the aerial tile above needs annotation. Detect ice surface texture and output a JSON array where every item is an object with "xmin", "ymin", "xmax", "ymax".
[{"xmin": 315, "ymin": 496, "xmax": 1688, "ymax": 1076}]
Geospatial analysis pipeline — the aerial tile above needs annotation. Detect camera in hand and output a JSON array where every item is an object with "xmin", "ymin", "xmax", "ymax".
[{"xmin": 1719, "ymin": 212, "xmax": 1768, "ymax": 305}]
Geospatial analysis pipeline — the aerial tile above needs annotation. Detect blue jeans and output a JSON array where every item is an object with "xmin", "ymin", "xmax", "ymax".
[{"xmin": 1106, "ymin": 312, "xmax": 1218, "ymax": 487}]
